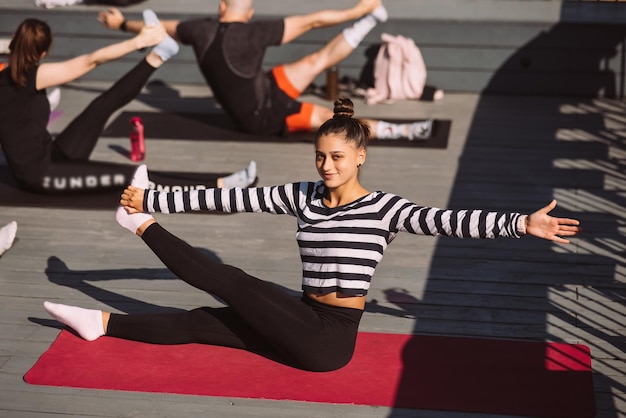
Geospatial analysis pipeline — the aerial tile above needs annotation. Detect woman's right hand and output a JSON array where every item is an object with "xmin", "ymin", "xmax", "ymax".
[
  {"xmin": 120, "ymin": 186, "xmax": 145, "ymax": 214},
  {"xmin": 134, "ymin": 23, "xmax": 166, "ymax": 50}
]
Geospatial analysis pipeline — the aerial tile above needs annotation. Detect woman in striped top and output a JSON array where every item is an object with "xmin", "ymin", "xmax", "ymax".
[{"xmin": 44, "ymin": 99, "xmax": 581, "ymax": 372}]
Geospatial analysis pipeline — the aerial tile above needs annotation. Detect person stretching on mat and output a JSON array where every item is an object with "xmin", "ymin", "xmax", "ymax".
[
  {"xmin": 0, "ymin": 15, "xmax": 257, "ymax": 195},
  {"xmin": 43, "ymin": 98, "xmax": 582, "ymax": 372},
  {"xmin": 97, "ymin": 0, "xmax": 434, "ymax": 141}
]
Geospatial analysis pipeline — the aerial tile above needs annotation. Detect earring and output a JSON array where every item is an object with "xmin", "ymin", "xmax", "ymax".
[{"xmin": 357, "ymin": 164, "xmax": 362, "ymax": 168}]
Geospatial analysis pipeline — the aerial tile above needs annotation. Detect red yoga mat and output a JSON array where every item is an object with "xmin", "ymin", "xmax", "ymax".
[{"xmin": 24, "ymin": 330, "xmax": 595, "ymax": 417}]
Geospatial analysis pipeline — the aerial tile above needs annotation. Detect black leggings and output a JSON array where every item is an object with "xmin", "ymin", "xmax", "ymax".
[
  {"xmin": 107, "ymin": 223, "xmax": 364, "ymax": 372},
  {"xmin": 26, "ymin": 59, "xmax": 220, "ymax": 194}
]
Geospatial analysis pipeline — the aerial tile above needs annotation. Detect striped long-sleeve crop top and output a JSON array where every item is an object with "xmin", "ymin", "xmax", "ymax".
[{"xmin": 143, "ymin": 181, "xmax": 525, "ymax": 296}]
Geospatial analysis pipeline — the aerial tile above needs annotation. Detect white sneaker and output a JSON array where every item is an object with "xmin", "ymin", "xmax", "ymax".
[
  {"xmin": 408, "ymin": 120, "xmax": 434, "ymax": 141},
  {"xmin": 35, "ymin": 0, "xmax": 82, "ymax": 9}
]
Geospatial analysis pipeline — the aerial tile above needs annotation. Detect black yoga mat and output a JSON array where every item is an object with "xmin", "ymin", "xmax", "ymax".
[
  {"xmin": 1, "ymin": 112, "xmax": 449, "ymax": 209},
  {"xmin": 0, "ymin": 166, "xmax": 121, "ymax": 210},
  {"xmin": 102, "ymin": 111, "xmax": 451, "ymax": 149}
]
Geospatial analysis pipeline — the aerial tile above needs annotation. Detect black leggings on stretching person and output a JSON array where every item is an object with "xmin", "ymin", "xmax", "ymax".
[
  {"xmin": 107, "ymin": 222, "xmax": 363, "ymax": 372},
  {"xmin": 25, "ymin": 60, "xmax": 224, "ymax": 194}
]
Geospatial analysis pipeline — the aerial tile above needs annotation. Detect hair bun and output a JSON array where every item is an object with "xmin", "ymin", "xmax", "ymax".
[{"xmin": 332, "ymin": 98, "xmax": 354, "ymax": 118}]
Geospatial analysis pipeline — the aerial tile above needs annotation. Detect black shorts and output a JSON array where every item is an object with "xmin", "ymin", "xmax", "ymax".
[{"xmin": 235, "ymin": 69, "xmax": 303, "ymax": 136}]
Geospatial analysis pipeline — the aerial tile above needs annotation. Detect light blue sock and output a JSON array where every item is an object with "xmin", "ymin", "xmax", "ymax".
[
  {"xmin": 143, "ymin": 9, "xmax": 179, "ymax": 61},
  {"xmin": 222, "ymin": 161, "xmax": 257, "ymax": 188},
  {"xmin": 342, "ymin": 5, "xmax": 388, "ymax": 49}
]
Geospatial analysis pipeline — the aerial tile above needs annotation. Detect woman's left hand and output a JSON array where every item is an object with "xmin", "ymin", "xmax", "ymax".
[{"xmin": 526, "ymin": 199, "xmax": 581, "ymax": 244}]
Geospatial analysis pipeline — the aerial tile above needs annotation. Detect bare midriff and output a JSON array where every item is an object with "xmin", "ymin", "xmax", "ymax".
[{"xmin": 306, "ymin": 291, "xmax": 366, "ymax": 310}]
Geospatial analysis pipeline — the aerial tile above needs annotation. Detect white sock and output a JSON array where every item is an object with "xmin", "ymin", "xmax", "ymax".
[
  {"xmin": 407, "ymin": 119, "xmax": 434, "ymax": 140},
  {"xmin": 376, "ymin": 121, "xmax": 406, "ymax": 139},
  {"xmin": 342, "ymin": 5, "xmax": 388, "ymax": 48},
  {"xmin": 376, "ymin": 120, "xmax": 433, "ymax": 140},
  {"xmin": 143, "ymin": 9, "xmax": 179, "ymax": 61},
  {"xmin": 44, "ymin": 301, "xmax": 104, "ymax": 341},
  {"xmin": 116, "ymin": 164, "xmax": 153, "ymax": 234},
  {"xmin": 130, "ymin": 164, "xmax": 150, "ymax": 189},
  {"xmin": 35, "ymin": 0, "xmax": 82, "ymax": 9},
  {"xmin": 221, "ymin": 161, "xmax": 257, "ymax": 188},
  {"xmin": 0, "ymin": 221, "xmax": 17, "ymax": 256},
  {"xmin": 371, "ymin": 5, "xmax": 389, "ymax": 23}
]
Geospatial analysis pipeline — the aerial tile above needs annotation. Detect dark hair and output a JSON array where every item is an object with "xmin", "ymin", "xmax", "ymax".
[
  {"xmin": 9, "ymin": 19, "xmax": 52, "ymax": 88},
  {"xmin": 315, "ymin": 98, "xmax": 370, "ymax": 149}
]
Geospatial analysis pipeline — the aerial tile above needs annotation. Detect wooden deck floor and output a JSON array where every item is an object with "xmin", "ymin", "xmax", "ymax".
[
  {"xmin": 1, "ymin": 84, "xmax": 624, "ymax": 418},
  {"xmin": 1, "ymin": 1, "xmax": 626, "ymax": 418}
]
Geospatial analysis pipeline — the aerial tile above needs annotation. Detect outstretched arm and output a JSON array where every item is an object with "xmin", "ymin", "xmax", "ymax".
[
  {"xmin": 398, "ymin": 197, "xmax": 580, "ymax": 243},
  {"xmin": 98, "ymin": 8, "xmax": 181, "ymax": 41},
  {"xmin": 36, "ymin": 24, "xmax": 165, "ymax": 90},
  {"xmin": 282, "ymin": 0, "xmax": 381, "ymax": 45},
  {"xmin": 525, "ymin": 199, "xmax": 581, "ymax": 244},
  {"xmin": 121, "ymin": 183, "xmax": 302, "ymax": 216}
]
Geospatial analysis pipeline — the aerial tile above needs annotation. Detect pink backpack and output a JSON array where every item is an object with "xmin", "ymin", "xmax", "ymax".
[{"xmin": 366, "ymin": 33, "xmax": 443, "ymax": 104}]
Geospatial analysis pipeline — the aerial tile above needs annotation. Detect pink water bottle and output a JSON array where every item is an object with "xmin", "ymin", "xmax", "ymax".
[{"xmin": 129, "ymin": 116, "xmax": 145, "ymax": 161}]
